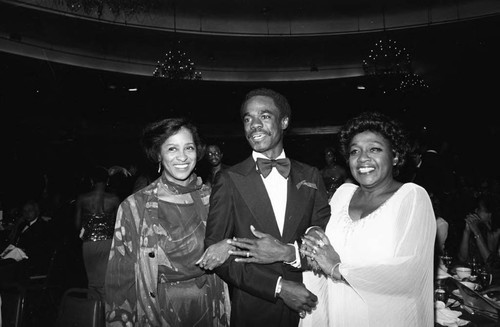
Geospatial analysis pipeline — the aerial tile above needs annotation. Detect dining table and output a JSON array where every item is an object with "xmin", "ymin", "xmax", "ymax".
[{"xmin": 435, "ymin": 264, "xmax": 500, "ymax": 327}]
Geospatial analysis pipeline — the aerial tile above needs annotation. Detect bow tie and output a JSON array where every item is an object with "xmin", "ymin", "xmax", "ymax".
[{"xmin": 256, "ymin": 158, "xmax": 291, "ymax": 179}]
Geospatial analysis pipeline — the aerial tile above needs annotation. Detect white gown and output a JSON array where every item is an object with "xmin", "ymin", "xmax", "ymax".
[{"xmin": 301, "ymin": 183, "xmax": 436, "ymax": 327}]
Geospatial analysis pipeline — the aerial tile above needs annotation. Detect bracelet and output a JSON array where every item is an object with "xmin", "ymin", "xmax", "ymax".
[{"xmin": 329, "ymin": 262, "xmax": 341, "ymax": 280}]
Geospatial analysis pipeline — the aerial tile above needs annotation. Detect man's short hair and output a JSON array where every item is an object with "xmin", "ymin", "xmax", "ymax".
[{"xmin": 240, "ymin": 88, "xmax": 291, "ymax": 124}]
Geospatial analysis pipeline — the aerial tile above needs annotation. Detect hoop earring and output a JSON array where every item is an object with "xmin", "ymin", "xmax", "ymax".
[{"xmin": 158, "ymin": 162, "xmax": 162, "ymax": 173}]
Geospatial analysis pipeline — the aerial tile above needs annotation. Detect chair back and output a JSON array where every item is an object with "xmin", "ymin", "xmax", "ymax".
[
  {"xmin": 0, "ymin": 286, "xmax": 25, "ymax": 327},
  {"xmin": 55, "ymin": 288, "xmax": 104, "ymax": 327}
]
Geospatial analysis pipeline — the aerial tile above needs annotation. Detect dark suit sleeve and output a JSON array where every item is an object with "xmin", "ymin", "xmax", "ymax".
[
  {"xmin": 204, "ymin": 171, "xmax": 234, "ymax": 248},
  {"xmin": 205, "ymin": 171, "xmax": 281, "ymax": 302}
]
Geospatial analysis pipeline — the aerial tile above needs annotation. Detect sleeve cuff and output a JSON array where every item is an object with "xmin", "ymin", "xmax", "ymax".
[
  {"xmin": 275, "ymin": 276, "xmax": 282, "ymax": 297},
  {"xmin": 284, "ymin": 242, "xmax": 301, "ymax": 268}
]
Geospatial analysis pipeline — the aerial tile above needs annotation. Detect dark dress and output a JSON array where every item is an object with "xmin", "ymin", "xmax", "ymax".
[{"xmin": 81, "ymin": 212, "xmax": 115, "ymax": 300}]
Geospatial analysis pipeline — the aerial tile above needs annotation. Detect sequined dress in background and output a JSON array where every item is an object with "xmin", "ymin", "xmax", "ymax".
[{"xmin": 81, "ymin": 212, "xmax": 116, "ymax": 300}]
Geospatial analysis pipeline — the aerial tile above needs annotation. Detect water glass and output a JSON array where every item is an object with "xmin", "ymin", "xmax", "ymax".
[
  {"xmin": 435, "ymin": 286, "xmax": 449, "ymax": 303},
  {"xmin": 441, "ymin": 255, "xmax": 453, "ymax": 269},
  {"xmin": 440, "ymin": 250, "xmax": 453, "ymax": 269}
]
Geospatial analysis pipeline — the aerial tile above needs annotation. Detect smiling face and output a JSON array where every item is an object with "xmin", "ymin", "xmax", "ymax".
[
  {"xmin": 348, "ymin": 131, "xmax": 397, "ymax": 188},
  {"xmin": 159, "ymin": 127, "xmax": 197, "ymax": 186},
  {"xmin": 242, "ymin": 95, "xmax": 288, "ymax": 159}
]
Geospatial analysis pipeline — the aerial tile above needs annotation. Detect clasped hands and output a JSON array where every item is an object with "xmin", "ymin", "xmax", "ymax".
[
  {"xmin": 197, "ymin": 225, "xmax": 318, "ymax": 316},
  {"xmin": 300, "ymin": 228, "xmax": 341, "ymax": 280},
  {"xmin": 464, "ymin": 212, "xmax": 481, "ymax": 236},
  {"xmin": 196, "ymin": 224, "xmax": 293, "ymax": 270}
]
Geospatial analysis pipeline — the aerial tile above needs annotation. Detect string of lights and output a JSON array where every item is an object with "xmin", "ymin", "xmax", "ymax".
[
  {"xmin": 362, "ymin": 38, "xmax": 411, "ymax": 76},
  {"xmin": 153, "ymin": 43, "xmax": 202, "ymax": 80}
]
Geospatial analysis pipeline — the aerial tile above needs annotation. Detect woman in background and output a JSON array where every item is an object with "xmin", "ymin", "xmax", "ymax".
[
  {"xmin": 457, "ymin": 193, "xmax": 500, "ymax": 267},
  {"xmin": 75, "ymin": 166, "xmax": 120, "ymax": 301},
  {"xmin": 104, "ymin": 117, "xmax": 231, "ymax": 327}
]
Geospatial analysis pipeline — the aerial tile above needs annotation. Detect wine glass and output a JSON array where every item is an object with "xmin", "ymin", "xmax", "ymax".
[
  {"xmin": 440, "ymin": 250, "xmax": 453, "ymax": 270},
  {"xmin": 468, "ymin": 256, "xmax": 480, "ymax": 281}
]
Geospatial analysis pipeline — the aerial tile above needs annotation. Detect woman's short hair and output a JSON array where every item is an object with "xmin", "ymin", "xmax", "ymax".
[
  {"xmin": 339, "ymin": 111, "xmax": 410, "ymax": 173},
  {"xmin": 141, "ymin": 117, "xmax": 203, "ymax": 163}
]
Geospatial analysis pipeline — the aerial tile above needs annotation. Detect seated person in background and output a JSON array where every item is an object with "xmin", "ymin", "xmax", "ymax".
[
  {"xmin": 432, "ymin": 193, "xmax": 449, "ymax": 256},
  {"xmin": 431, "ymin": 192, "xmax": 450, "ymax": 277},
  {"xmin": 457, "ymin": 193, "xmax": 500, "ymax": 270},
  {"xmin": 1, "ymin": 199, "xmax": 56, "ymax": 284}
]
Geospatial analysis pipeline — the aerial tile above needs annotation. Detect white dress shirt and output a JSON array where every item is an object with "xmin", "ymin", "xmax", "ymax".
[
  {"xmin": 252, "ymin": 151, "xmax": 301, "ymax": 274},
  {"xmin": 253, "ymin": 151, "xmax": 288, "ymax": 235}
]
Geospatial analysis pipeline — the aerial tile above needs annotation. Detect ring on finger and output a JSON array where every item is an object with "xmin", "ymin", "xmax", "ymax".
[
  {"xmin": 246, "ymin": 252, "xmax": 250, "ymax": 258},
  {"xmin": 299, "ymin": 311, "xmax": 306, "ymax": 318},
  {"xmin": 317, "ymin": 240, "xmax": 325, "ymax": 248}
]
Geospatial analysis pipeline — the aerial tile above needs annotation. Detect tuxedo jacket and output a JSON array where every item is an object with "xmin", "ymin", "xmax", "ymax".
[
  {"xmin": 15, "ymin": 218, "xmax": 56, "ymax": 276},
  {"xmin": 205, "ymin": 156, "xmax": 330, "ymax": 327}
]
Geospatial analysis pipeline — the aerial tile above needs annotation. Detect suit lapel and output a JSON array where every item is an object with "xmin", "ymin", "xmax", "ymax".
[
  {"xmin": 231, "ymin": 157, "xmax": 281, "ymax": 238},
  {"xmin": 282, "ymin": 160, "xmax": 308, "ymax": 242}
]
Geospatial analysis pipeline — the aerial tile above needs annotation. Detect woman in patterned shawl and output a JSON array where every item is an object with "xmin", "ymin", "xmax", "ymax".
[{"xmin": 105, "ymin": 117, "xmax": 231, "ymax": 327}]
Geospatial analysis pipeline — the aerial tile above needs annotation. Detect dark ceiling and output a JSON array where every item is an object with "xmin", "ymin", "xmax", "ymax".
[{"xmin": 0, "ymin": 0, "xmax": 499, "ymax": 192}]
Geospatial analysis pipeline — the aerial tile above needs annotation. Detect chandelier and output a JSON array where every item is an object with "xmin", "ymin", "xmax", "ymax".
[
  {"xmin": 152, "ymin": 1, "xmax": 202, "ymax": 80},
  {"xmin": 153, "ymin": 42, "xmax": 202, "ymax": 80},
  {"xmin": 362, "ymin": 38, "xmax": 411, "ymax": 76},
  {"xmin": 395, "ymin": 73, "xmax": 430, "ymax": 94}
]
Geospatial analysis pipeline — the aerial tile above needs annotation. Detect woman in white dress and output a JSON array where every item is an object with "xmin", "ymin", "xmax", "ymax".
[{"xmin": 300, "ymin": 111, "xmax": 436, "ymax": 327}]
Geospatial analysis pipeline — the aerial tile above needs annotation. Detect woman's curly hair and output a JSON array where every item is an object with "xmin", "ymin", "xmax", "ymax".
[{"xmin": 338, "ymin": 111, "xmax": 410, "ymax": 176}]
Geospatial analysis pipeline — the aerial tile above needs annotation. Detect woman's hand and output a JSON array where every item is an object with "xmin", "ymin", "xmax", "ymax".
[
  {"xmin": 465, "ymin": 213, "xmax": 481, "ymax": 236},
  {"xmin": 196, "ymin": 239, "xmax": 234, "ymax": 270},
  {"xmin": 300, "ymin": 229, "xmax": 340, "ymax": 277}
]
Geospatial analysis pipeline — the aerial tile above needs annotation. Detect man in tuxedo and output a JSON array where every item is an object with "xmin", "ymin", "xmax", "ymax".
[
  {"xmin": 204, "ymin": 88, "xmax": 330, "ymax": 327},
  {"xmin": 0, "ymin": 200, "xmax": 55, "ymax": 287}
]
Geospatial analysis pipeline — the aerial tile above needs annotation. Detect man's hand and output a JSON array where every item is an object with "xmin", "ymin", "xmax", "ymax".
[
  {"xmin": 227, "ymin": 225, "xmax": 294, "ymax": 263},
  {"xmin": 196, "ymin": 239, "xmax": 234, "ymax": 270},
  {"xmin": 278, "ymin": 279, "xmax": 318, "ymax": 314}
]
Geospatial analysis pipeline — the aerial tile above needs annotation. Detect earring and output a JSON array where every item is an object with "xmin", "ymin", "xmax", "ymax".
[{"xmin": 158, "ymin": 161, "xmax": 162, "ymax": 173}]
